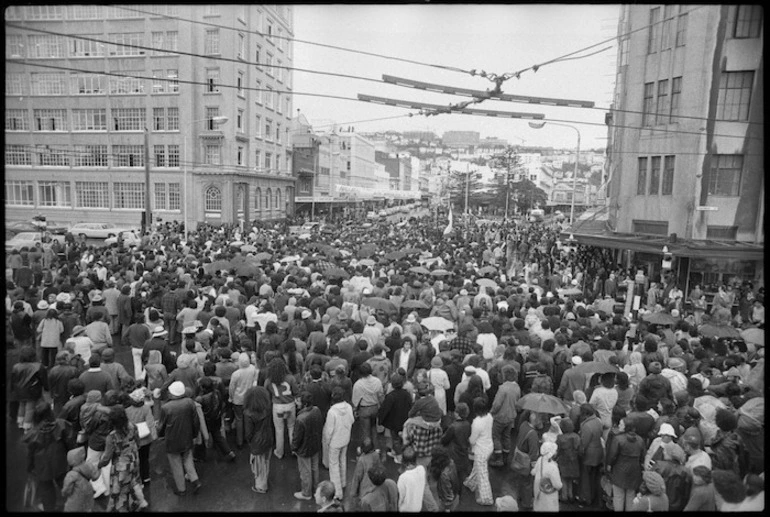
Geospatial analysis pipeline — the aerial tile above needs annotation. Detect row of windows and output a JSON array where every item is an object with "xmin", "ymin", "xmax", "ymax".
[
  {"xmin": 5, "ymin": 144, "xmax": 179, "ymax": 168},
  {"xmin": 642, "ymin": 71, "xmax": 754, "ymax": 126},
  {"xmin": 5, "ymin": 108, "xmax": 179, "ymax": 132},
  {"xmin": 5, "ymin": 5, "xmax": 180, "ymax": 20},
  {"xmin": 6, "ymin": 71, "xmax": 179, "ymax": 96},
  {"xmin": 632, "ymin": 219, "xmax": 740, "ymax": 241},
  {"xmin": 6, "ymin": 32, "xmax": 180, "ymax": 59},
  {"xmin": 635, "ymin": 154, "xmax": 744, "ymax": 197},
  {"xmin": 205, "ymin": 186, "xmax": 285, "ymax": 212},
  {"xmin": 5, "ymin": 180, "xmax": 180, "ymax": 210}
]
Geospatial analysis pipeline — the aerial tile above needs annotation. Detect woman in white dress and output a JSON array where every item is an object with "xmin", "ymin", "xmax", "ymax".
[
  {"xmin": 533, "ymin": 441, "xmax": 563, "ymax": 512},
  {"xmin": 427, "ymin": 356, "xmax": 450, "ymax": 415}
]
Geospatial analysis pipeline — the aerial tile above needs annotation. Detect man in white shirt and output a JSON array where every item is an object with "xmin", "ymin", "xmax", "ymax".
[{"xmin": 397, "ymin": 447, "xmax": 438, "ymax": 512}]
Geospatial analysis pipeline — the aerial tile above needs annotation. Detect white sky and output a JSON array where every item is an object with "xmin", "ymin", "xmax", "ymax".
[{"xmin": 293, "ymin": 4, "xmax": 620, "ymax": 150}]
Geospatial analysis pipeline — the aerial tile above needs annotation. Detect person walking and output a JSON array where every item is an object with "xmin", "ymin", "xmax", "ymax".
[
  {"xmin": 532, "ymin": 441, "xmax": 563, "ymax": 512},
  {"xmin": 264, "ymin": 357, "xmax": 299, "ymax": 459},
  {"xmin": 196, "ymin": 377, "xmax": 236, "ymax": 463},
  {"xmin": 158, "ymin": 381, "xmax": 201, "ymax": 496},
  {"xmin": 577, "ymin": 403, "xmax": 604, "ymax": 508},
  {"xmin": 12, "ymin": 345, "xmax": 48, "ymax": 432},
  {"xmin": 125, "ymin": 387, "xmax": 157, "ymax": 485},
  {"xmin": 47, "ymin": 350, "xmax": 80, "ymax": 417},
  {"xmin": 489, "ymin": 364, "xmax": 520, "ymax": 467},
  {"xmin": 463, "ymin": 397, "xmax": 494, "ymax": 506},
  {"xmin": 429, "ymin": 444, "xmax": 461, "ymax": 511},
  {"xmin": 292, "ymin": 391, "xmax": 324, "ymax": 501},
  {"xmin": 352, "ymin": 362, "xmax": 384, "ymax": 447},
  {"xmin": 243, "ymin": 385, "xmax": 273, "ymax": 493},
  {"xmin": 378, "ymin": 373, "xmax": 413, "ymax": 463},
  {"xmin": 323, "ymin": 387, "xmax": 355, "ymax": 501},
  {"xmin": 23, "ymin": 402, "xmax": 73, "ymax": 511},
  {"xmin": 37, "ymin": 308, "xmax": 64, "ymax": 369},
  {"xmin": 97, "ymin": 406, "xmax": 149, "ymax": 511},
  {"xmin": 61, "ymin": 448, "xmax": 99, "ymax": 512},
  {"xmin": 605, "ymin": 418, "xmax": 645, "ymax": 511},
  {"xmin": 397, "ymin": 446, "xmax": 439, "ymax": 512},
  {"xmin": 228, "ymin": 352, "xmax": 258, "ymax": 449}
]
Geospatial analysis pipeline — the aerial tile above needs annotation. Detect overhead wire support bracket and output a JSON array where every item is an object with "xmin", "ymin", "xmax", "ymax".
[{"xmin": 357, "ymin": 94, "xmax": 545, "ymax": 119}]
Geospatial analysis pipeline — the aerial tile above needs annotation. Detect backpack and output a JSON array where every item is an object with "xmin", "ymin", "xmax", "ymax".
[{"xmin": 665, "ymin": 465, "xmax": 691, "ymax": 511}]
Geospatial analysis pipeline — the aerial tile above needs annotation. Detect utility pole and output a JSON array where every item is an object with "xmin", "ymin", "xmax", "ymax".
[{"xmin": 143, "ymin": 127, "xmax": 151, "ymax": 234}]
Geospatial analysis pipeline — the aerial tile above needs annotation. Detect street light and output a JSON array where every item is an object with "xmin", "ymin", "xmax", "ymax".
[
  {"xmin": 528, "ymin": 121, "xmax": 581, "ymax": 225},
  {"xmin": 183, "ymin": 116, "xmax": 229, "ymax": 239}
]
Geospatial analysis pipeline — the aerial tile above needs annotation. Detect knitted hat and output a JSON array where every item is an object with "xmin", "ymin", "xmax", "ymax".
[
  {"xmin": 431, "ymin": 356, "xmax": 443, "ymax": 368},
  {"xmin": 495, "ymin": 496, "xmax": 518, "ymax": 512},
  {"xmin": 648, "ymin": 361, "xmax": 662, "ymax": 374},
  {"xmin": 37, "ymin": 300, "xmax": 49, "ymax": 310},
  {"xmin": 129, "ymin": 388, "xmax": 146, "ymax": 403},
  {"xmin": 168, "ymin": 381, "xmax": 185, "ymax": 397},
  {"xmin": 643, "ymin": 471, "xmax": 666, "ymax": 496}
]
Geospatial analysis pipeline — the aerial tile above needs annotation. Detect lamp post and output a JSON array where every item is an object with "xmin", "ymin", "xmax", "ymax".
[
  {"xmin": 529, "ymin": 121, "xmax": 581, "ymax": 225},
  {"xmin": 183, "ymin": 115, "xmax": 229, "ymax": 239}
]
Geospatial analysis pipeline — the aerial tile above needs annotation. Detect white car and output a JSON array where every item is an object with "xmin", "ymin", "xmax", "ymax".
[
  {"xmin": 5, "ymin": 231, "xmax": 55, "ymax": 252},
  {"xmin": 70, "ymin": 222, "xmax": 136, "ymax": 239},
  {"xmin": 104, "ymin": 230, "xmax": 142, "ymax": 247}
]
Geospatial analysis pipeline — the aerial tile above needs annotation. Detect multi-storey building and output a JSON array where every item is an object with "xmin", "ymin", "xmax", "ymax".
[
  {"xmin": 587, "ymin": 5, "xmax": 764, "ymax": 293},
  {"xmin": 5, "ymin": 4, "xmax": 295, "ymax": 230}
]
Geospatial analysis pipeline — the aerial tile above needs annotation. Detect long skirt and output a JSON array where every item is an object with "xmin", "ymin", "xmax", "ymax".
[
  {"xmin": 250, "ymin": 452, "xmax": 270, "ymax": 492},
  {"xmin": 463, "ymin": 449, "xmax": 493, "ymax": 505}
]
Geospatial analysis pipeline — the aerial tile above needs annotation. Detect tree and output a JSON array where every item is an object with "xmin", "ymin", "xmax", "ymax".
[{"xmin": 510, "ymin": 179, "xmax": 548, "ymax": 213}]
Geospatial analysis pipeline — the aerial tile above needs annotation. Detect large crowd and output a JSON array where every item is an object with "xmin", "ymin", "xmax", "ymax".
[{"xmin": 7, "ymin": 211, "xmax": 765, "ymax": 512}]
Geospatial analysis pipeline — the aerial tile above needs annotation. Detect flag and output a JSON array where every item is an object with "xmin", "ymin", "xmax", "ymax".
[{"xmin": 443, "ymin": 205, "xmax": 453, "ymax": 236}]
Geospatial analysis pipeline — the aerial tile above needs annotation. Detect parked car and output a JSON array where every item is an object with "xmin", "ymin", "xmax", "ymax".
[
  {"xmin": 5, "ymin": 231, "xmax": 58, "ymax": 253},
  {"xmin": 6, "ymin": 220, "xmax": 69, "ymax": 235},
  {"xmin": 69, "ymin": 222, "xmax": 136, "ymax": 239},
  {"xmin": 104, "ymin": 230, "xmax": 142, "ymax": 247}
]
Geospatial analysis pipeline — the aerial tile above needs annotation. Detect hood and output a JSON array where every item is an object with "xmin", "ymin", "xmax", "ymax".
[
  {"xmin": 74, "ymin": 461, "xmax": 99, "ymax": 481},
  {"xmin": 643, "ymin": 471, "xmax": 666, "ymax": 496},
  {"xmin": 737, "ymin": 412, "xmax": 762, "ymax": 434},
  {"xmin": 624, "ymin": 430, "xmax": 638, "ymax": 443},
  {"xmin": 238, "ymin": 353, "xmax": 251, "ymax": 368},
  {"xmin": 177, "ymin": 353, "xmax": 194, "ymax": 369},
  {"xmin": 67, "ymin": 447, "xmax": 86, "ymax": 467},
  {"xmin": 629, "ymin": 351, "xmax": 642, "ymax": 365},
  {"xmin": 329, "ymin": 401, "xmax": 353, "ymax": 418},
  {"xmin": 147, "ymin": 349, "xmax": 162, "ymax": 365}
]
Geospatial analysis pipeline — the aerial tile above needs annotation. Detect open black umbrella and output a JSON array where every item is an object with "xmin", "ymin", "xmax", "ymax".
[
  {"xmin": 515, "ymin": 393, "xmax": 571, "ymax": 415},
  {"xmin": 325, "ymin": 267, "xmax": 350, "ymax": 280},
  {"xmin": 401, "ymin": 300, "xmax": 429, "ymax": 310},
  {"xmin": 361, "ymin": 297, "xmax": 397, "ymax": 313}
]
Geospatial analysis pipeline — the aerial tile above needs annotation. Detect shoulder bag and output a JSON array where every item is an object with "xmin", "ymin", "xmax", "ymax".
[{"xmin": 510, "ymin": 428, "xmax": 535, "ymax": 475}]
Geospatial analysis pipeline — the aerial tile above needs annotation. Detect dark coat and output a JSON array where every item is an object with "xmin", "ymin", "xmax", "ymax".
[
  {"xmin": 393, "ymin": 348, "xmax": 416, "ymax": 379},
  {"xmin": 244, "ymin": 387, "xmax": 274, "ymax": 455},
  {"xmin": 142, "ymin": 337, "xmax": 176, "ymax": 374},
  {"xmin": 158, "ymin": 396, "xmax": 200, "ymax": 454},
  {"xmin": 378, "ymin": 387, "xmax": 413, "ymax": 432},
  {"xmin": 606, "ymin": 431, "xmax": 645, "ymax": 490},
  {"xmin": 292, "ymin": 405, "xmax": 323, "ymax": 457},
  {"xmin": 304, "ymin": 379, "xmax": 332, "ymax": 420},
  {"xmin": 11, "ymin": 361, "xmax": 47, "ymax": 400},
  {"xmin": 23, "ymin": 419, "xmax": 73, "ymax": 481},
  {"xmin": 579, "ymin": 414, "xmax": 604, "ymax": 466}
]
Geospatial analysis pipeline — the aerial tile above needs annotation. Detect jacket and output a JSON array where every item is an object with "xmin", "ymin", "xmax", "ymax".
[
  {"xmin": 323, "ymin": 401, "xmax": 355, "ymax": 449},
  {"xmin": 350, "ymin": 450, "xmax": 381, "ymax": 498},
  {"xmin": 126, "ymin": 402, "xmax": 157, "ymax": 448},
  {"xmin": 606, "ymin": 430, "xmax": 645, "ymax": 490},
  {"xmin": 579, "ymin": 414, "xmax": 604, "ymax": 466},
  {"xmin": 228, "ymin": 355, "xmax": 258, "ymax": 405},
  {"xmin": 490, "ymin": 380, "xmax": 520, "ymax": 424},
  {"xmin": 159, "ymin": 396, "xmax": 200, "ymax": 454},
  {"xmin": 244, "ymin": 386, "xmax": 274, "ymax": 455},
  {"xmin": 379, "ymin": 387, "xmax": 412, "ymax": 432},
  {"xmin": 23, "ymin": 419, "xmax": 73, "ymax": 481},
  {"xmin": 292, "ymin": 405, "xmax": 323, "ymax": 457},
  {"xmin": 61, "ymin": 461, "xmax": 97, "ymax": 512},
  {"xmin": 12, "ymin": 361, "xmax": 47, "ymax": 400},
  {"xmin": 556, "ymin": 367, "xmax": 586, "ymax": 401},
  {"xmin": 143, "ymin": 349, "xmax": 168, "ymax": 391}
]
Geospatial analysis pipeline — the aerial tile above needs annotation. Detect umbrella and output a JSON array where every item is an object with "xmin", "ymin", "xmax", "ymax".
[
  {"xmin": 558, "ymin": 287, "xmax": 583, "ymax": 297},
  {"xmin": 572, "ymin": 361, "xmax": 618, "ymax": 376},
  {"xmin": 698, "ymin": 324, "xmax": 741, "ymax": 339},
  {"xmin": 401, "ymin": 300, "xmax": 429, "ymax": 310},
  {"xmin": 325, "ymin": 267, "xmax": 350, "ymax": 279},
  {"xmin": 233, "ymin": 263, "xmax": 259, "ymax": 277},
  {"xmin": 280, "ymin": 254, "xmax": 301, "ymax": 263},
  {"xmin": 203, "ymin": 260, "xmax": 232, "ymax": 273},
  {"xmin": 361, "ymin": 297, "xmax": 397, "ymax": 313},
  {"xmin": 476, "ymin": 278, "xmax": 499, "ymax": 289},
  {"xmin": 402, "ymin": 247, "xmax": 421, "ymax": 255},
  {"xmin": 359, "ymin": 259, "xmax": 376, "ymax": 267},
  {"xmin": 430, "ymin": 269, "xmax": 451, "ymax": 277},
  {"xmin": 420, "ymin": 316, "xmax": 455, "ymax": 332},
  {"xmin": 478, "ymin": 265, "xmax": 497, "ymax": 276},
  {"xmin": 358, "ymin": 244, "xmax": 378, "ymax": 258},
  {"xmin": 254, "ymin": 252, "xmax": 273, "ymax": 262},
  {"xmin": 740, "ymin": 327, "xmax": 764, "ymax": 346},
  {"xmin": 240, "ymin": 244, "xmax": 257, "ymax": 253},
  {"xmin": 642, "ymin": 311, "xmax": 677, "ymax": 326},
  {"xmin": 384, "ymin": 251, "xmax": 407, "ymax": 261},
  {"xmin": 410, "ymin": 266, "xmax": 430, "ymax": 275},
  {"xmin": 515, "ymin": 393, "xmax": 571, "ymax": 415}
]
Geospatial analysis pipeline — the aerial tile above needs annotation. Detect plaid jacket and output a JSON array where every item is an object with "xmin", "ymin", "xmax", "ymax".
[
  {"xmin": 161, "ymin": 292, "xmax": 180, "ymax": 316},
  {"xmin": 402, "ymin": 421, "xmax": 443, "ymax": 458},
  {"xmin": 450, "ymin": 336, "xmax": 476, "ymax": 357}
]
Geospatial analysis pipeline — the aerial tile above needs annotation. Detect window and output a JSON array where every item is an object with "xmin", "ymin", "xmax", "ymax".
[
  {"xmin": 108, "ymin": 33, "xmax": 144, "ymax": 56},
  {"xmin": 154, "ymin": 145, "xmax": 166, "ymax": 167},
  {"xmin": 206, "ymin": 107, "xmax": 221, "ymax": 129},
  {"xmin": 255, "ymin": 45, "xmax": 262, "ymax": 67},
  {"xmin": 71, "ymin": 35, "xmax": 104, "ymax": 57},
  {"xmin": 648, "ymin": 7, "xmax": 660, "ymax": 54},
  {"xmin": 238, "ymin": 34, "xmax": 245, "ymax": 59},
  {"xmin": 255, "ymin": 187, "xmax": 262, "ymax": 210},
  {"xmin": 206, "ymin": 69, "xmax": 220, "ymax": 93},
  {"xmin": 276, "ymin": 153, "xmax": 282, "ymax": 173},
  {"xmin": 205, "ymin": 6, "xmax": 220, "ymax": 16},
  {"xmin": 6, "ymin": 180, "xmax": 34, "ymax": 206},
  {"xmin": 237, "ymin": 71, "xmax": 244, "ymax": 96},
  {"xmin": 108, "ymin": 5, "xmax": 143, "ymax": 18},
  {"xmin": 642, "ymin": 82, "xmax": 655, "ymax": 126},
  {"xmin": 675, "ymin": 7, "xmax": 688, "ymax": 46},
  {"xmin": 167, "ymin": 108, "xmax": 179, "ymax": 130},
  {"xmin": 276, "ymin": 92, "xmax": 282, "ymax": 114},
  {"xmin": 237, "ymin": 146, "xmax": 244, "ymax": 166},
  {"xmin": 109, "ymin": 71, "xmax": 144, "ymax": 94},
  {"xmin": 255, "ymin": 115, "xmax": 262, "ymax": 137},
  {"xmin": 114, "ymin": 183, "xmax": 145, "ymax": 209},
  {"xmin": 204, "ymin": 29, "xmax": 220, "ymax": 55},
  {"xmin": 38, "ymin": 181, "xmax": 71, "ymax": 207},
  {"xmin": 284, "ymin": 96, "xmax": 291, "ymax": 116},
  {"xmin": 266, "ymin": 19, "xmax": 274, "ymax": 39},
  {"xmin": 707, "ymin": 226, "xmax": 738, "ymax": 241},
  {"xmin": 661, "ymin": 5, "xmax": 675, "ymax": 50},
  {"xmin": 73, "ymin": 145, "xmax": 108, "ymax": 167},
  {"xmin": 255, "ymin": 80, "xmax": 263, "ymax": 104},
  {"xmin": 266, "ymin": 53, "xmax": 274, "ymax": 76},
  {"xmin": 167, "ymin": 70, "xmax": 179, "ymax": 93},
  {"xmin": 656, "ymin": 79, "xmax": 669, "ymax": 125},
  {"xmin": 278, "ymin": 28, "xmax": 285, "ymax": 51},
  {"xmin": 69, "ymin": 5, "xmax": 102, "ymax": 19},
  {"xmin": 37, "ymin": 145, "xmax": 70, "ymax": 166},
  {"xmin": 152, "ymin": 108, "xmax": 178, "ymax": 131},
  {"xmin": 70, "ymin": 72, "xmax": 105, "ymax": 95},
  {"xmin": 76, "ymin": 181, "xmax": 109, "ymax": 208},
  {"xmin": 72, "ymin": 109, "xmax": 107, "ymax": 131},
  {"xmin": 26, "ymin": 5, "xmax": 65, "ymax": 20},
  {"xmin": 717, "ymin": 71, "xmax": 754, "ymax": 121},
  {"xmin": 6, "ymin": 109, "xmax": 29, "ymax": 131},
  {"xmin": 205, "ymin": 186, "xmax": 222, "ymax": 211},
  {"xmin": 255, "ymin": 150, "xmax": 261, "ymax": 171},
  {"xmin": 33, "ymin": 109, "xmax": 67, "ymax": 131},
  {"xmin": 708, "ymin": 154, "xmax": 743, "ymax": 196},
  {"xmin": 265, "ymin": 119, "xmax": 272, "ymax": 140},
  {"xmin": 669, "ymin": 77, "xmax": 682, "ymax": 123},
  {"xmin": 734, "ymin": 5, "xmax": 762, "ymax": 38},
  {"xmin": 649, "ymin": 156, "xmax": 661, "ymax": 195},
  {"xmin": 31, "ymin": 73, "xmax": 67, "ymax": 95},
  {"xmin": 275, "ymin": 189, "xmax": 281, "ymax": 211},
  {"xmin": 237, "ymin": 109, "xmax": 244, "ymax": 132},
  {"xmin": 632, "ymin": 219, "xmax": 669, "ymax": 236},
  {"xmin": 276, "ymin": 123, "xmax": 281, "ymax": 143},
  {"xmin": 6, "ymin": 34, "xmax": 25, "ymax": 58},
  {"xmin": 7, "ymin": 73, "xmax": 24, "ymax": 95},
  {"xmin": 204, "ymin": 144, "xmax": 221, "ymax": 165},
  {"xmin": 152, "ymin": 70, "xmax": 164, "ymax": 93},
  {"xmin": 277, "ymin": 61, "xmax": 283, "ymax": 84},
  {"xmin": 152, "ymin": 69, "xmax": 178, "ymax": 94},
  {"xmin": 168, "ymin": 145, "xmax": 180, "ymax": 167},
  {"xmin": 266, "ymin": 86, "xmax": 274, "ymax": 109},
  {"xmin": 113, "ymin": 145, "xmax": 145, "ymax": 167},
  {"xmin": 112, "ymin": 108, "xmax": 145, "ymax": 131},
  {"xmin": 637, "ymin": 157, "xmax": 648, "ymax": 195},
  {"xmin": 265, "ymin": 152, "xmax": 272, "ymax": 171},
  {"xmin": 168, "ymin": 183, "xmax": 180, "ymax": 210},
  {"xmin": 662, "ymin": 155, "xmax": 675, "ymax": 195},
  {"xmin": 28, "ymin": 35, "xmax": 65, "ymax": 58},
  {"xmin": 154, "ymin": 183, "xmax": 167, "ymax": 209},
  {"xmin": 265, "ymin": 188, "xmax": 272, "ymax": 210},
  {"xmin": 5, "ymin": 145, "xmax": 32, "ymax": 165},
  {"xmin": 151, "ymin": 31, "xmax": 177, "ymax": 56}
]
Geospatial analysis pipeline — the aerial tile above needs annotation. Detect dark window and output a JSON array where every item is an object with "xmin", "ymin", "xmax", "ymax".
[
  {"xmin": 633, "ymin": 220, "xmax": 669, "ymax": 236},
  {"xmin": 637, "ymin": 157, "xmax": 648, "ymax": 195}
]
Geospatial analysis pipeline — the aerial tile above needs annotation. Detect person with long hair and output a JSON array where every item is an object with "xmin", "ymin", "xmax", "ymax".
[
  {"xmin": 463, "ymin": 397, "xmax": 494, "ymax": 506},
  {"xmin": 12, "ymin": 345, "xmax": 47, "ymax": 431},
  {"xmin": 37, "ymin": 307, "xmax": 64, "ymax": 369},
  {"xmin": 243, "ymin": 385, "xmax": 274, "ymax": 493},
  {"xmin": 429, "ymin": 444, "xmax": 460, "ymax": 511},
  {"xmin": 264, "ymin": 357, "xmax": 299, "ymax": 459},
  {"xmin": 97, "ymin": 406, "xmax": 149, "ymax": 511},
  {"xmin": 282, "ymin": 338, "xmax": 304, "ymax": 379}
]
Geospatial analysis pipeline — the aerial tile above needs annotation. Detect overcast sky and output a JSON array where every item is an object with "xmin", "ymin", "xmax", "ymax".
[{"xmin": 293, "ymin": 4, "xmax": 620, "ymax": 150}]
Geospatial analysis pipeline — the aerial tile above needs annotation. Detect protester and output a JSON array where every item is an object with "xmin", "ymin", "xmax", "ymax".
[
  {"xmin": 292, "ymin": 391, "xmax": 323, "ymax": 501},
  {"xmin": 12, "ymin": 345, "xmax": 47, "ymax": 431},
  {"xmin": 97, "ymin": 406, "xmax": 149, "ymax": 511},
  {"xmin": 158, "ymin": 381, "xmax": 201, "ymax": 496},
  {"xmin": 23, "ymin": 402, "xmax": 73, "ymax": 511},
  {"xmin": 243, "ymin": 385, "xmax": 273, "ymax": 493}
]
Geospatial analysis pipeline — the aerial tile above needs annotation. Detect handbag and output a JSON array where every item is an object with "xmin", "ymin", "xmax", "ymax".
[
  {"xmin": 136, "ymin": 421, "xmax": 151, "ymax": 440},
  {"xmin": 510, "ymin": 429, "xmax": 534, "ymax": 475},
  {"xmin": 539, "ymin": 460, "xmax": 557, "ymax": 495}
]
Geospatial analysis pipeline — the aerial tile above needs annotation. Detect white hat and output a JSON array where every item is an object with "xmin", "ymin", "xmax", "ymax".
[
  {"xmin": 571, "ymin": 355, "xmax": 583, "ymax": 366},
  {"xmin": 405, "ymin": 313, "xmax": 417, "ymax": 323},
  {"xmin": 56, "ymin": 292, "xmax": 71, "ymax": 303},
  {"xmin": 301, "ymin": 309, "xmax": 312, "ymax": 319},
  {"xmin": 152, "ymin": 327, "xmax": 168, "ymax": 337},
  {"xmin": 182, "ymin": 326, "xmax": 197, "ymax": 335},
  {"xmin": 460, "ymin": 289, "xmax": 468, "ymax": 296},
  {"xmin": 658, "ymin": 423, "xmax": 677, "ymax": 437},
  {"xmin": 571, "ymin": 279, "xmax": 579, "ymax": 286},
  {"xmin": 168, "ymin": 381, "xmax": 185, "ymax": 398},
  {"xmin": 37, "ymin": 300, "xmax": 49, "ymax": 310}
]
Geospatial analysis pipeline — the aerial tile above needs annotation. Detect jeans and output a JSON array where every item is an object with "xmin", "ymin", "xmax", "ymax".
[
  {"xmin": 41, "ymin": 347, "xmax": 58, "ymax": 369},
  {"xmin": 492, "ymin": 418, "xmax": 513, "ymax": 453},
  {"xmin": 206, "ymin": 417, "xmax": 232, "ymax": 457},
  {"xmin": 164, "ymin": 316, "xmax": 178, "ymax": 346},
  {"xmin": 612, "ymin": 484, "xmax": 635, "ymax": 511},
  {"xmin": 272, "ymin": 402, "xmax": 296, "ymax": 459},
  {"xmin": 357, "ymin": 404, "xmax": 379, "ymax": 447},
  {"xmin": 138, "ymin": 444, "xmax": 151, "ymax": 482},
  {"xmin": 579, "ymin": 463, "xmax": 602, "ymax": 505},
  {"xmin": 328, "ymin": 445, "xmax": 348, "ymax": 499},
  {"xmin": 167, "ymin": 448, "xmax": 198, "ymax": 492},
  {"xmin": 297, "ymin": 453, "xmax": 320, "ymax": 497},
  {"xmin": 108, "ymin": 314, "xmax": 120, "ymax": 335}
]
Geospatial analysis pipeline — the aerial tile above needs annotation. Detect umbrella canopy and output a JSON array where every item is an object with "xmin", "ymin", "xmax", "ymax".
[
  {"xmin": 476, "ymin": 278, "xmax": 499, "ymax": 289},
  {"xmin": 361, "ymin": 297, "xmax": 397, "ymax": 313},
  {"xmin": 358, "ymin": 244, "xmax": 378, "ymax": 258},
  {"xmin": 430, "ymin": 269, "xmax": 451, "ymax": 277},
  {"xmin": 478, "ymin": 266, "xmax": 497, "ymax": 276},
  {"xmin": 253, "ymin": 252, "xmax": 273, "ymax": 262},
  {"xmin": 698, "ymin": 324, "xmax": 741, "ymax": 339},
  {"xmin": 572, "ymin": 361, "xmax": 618, "ymax": 377},
  {"xmin": 358, "ymin": 258, "xmax": 376, "ymax": 267},
  {"xmin": 740, "ymin": 327, "xmax": 764, "ymax": 346},
  {"xmin": 314, "ymin": 260, "xmax": 335, "ymax": 273},
  {"xmin": 642, "ymin": 311, "xmax": 677, "ymax": 326},
  {"xmin": 515, "ymin": 393, "xmax": 571, "ymax": 415},
  {"xmin": 229, "ymin": 240, "xmax": 244, "ymax": 248},
  {"xmin": 384, "ymin": 251, "xmax": 407, "ymax": 261},
  {"xmin": 325, "ymin": 267, "xmax": 350, "ymax": 280},
  {"xmin": 233, "ymin": 263, "xmax": 259, "ymax": 278},
  {"xmin": 240, "ymin": 244, "xmax": 257, "ymax": 253},
  {"xmin": 420, "ymin": 316, "xmax": 455, "ymax": 332},
  {"xmin": 409, "ymin": 266, "xmax": 430, "ymax": 275},
  {"xmin": 280, "ymin": 254, "xmax": 301, "ymax": 263},
  {"xmin": 402, "ymin": 247, "xmax": 421, "ymax": 255},
  {"xmin": 558, "ymin": 287, "xmax": 583, "ymax": 297},
  {"xmin": 401, "ymin": 300, "xmax": 429, "ymax": 310},
  {"xmin": 203, "ymin": 260, "xmax": 232, "ymax": 273}
]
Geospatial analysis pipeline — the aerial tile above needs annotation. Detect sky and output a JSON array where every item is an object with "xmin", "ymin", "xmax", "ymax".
[{"xmin": 293, "ymin": 4, "xmax": 620, "ymax": 150}]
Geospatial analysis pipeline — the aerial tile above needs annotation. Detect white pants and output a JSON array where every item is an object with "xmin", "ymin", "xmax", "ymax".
[
  {"xmin": 86, "ymin": 447, "xmax": 111, "ymax": 498},
  {"xmin": 132, "ymin": 347, "xmax": 145, "ymax": 381}
]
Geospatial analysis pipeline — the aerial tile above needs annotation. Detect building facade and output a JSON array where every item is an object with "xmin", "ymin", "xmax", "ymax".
[{"xmin": 5, "ymin": 4, "xmax": 295, "ymax": 230}]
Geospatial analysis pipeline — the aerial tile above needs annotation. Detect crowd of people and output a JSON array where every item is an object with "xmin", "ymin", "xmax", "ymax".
[{"xmin": 7, "ymin": 210, "xmax": 765, "ymax": 512}]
